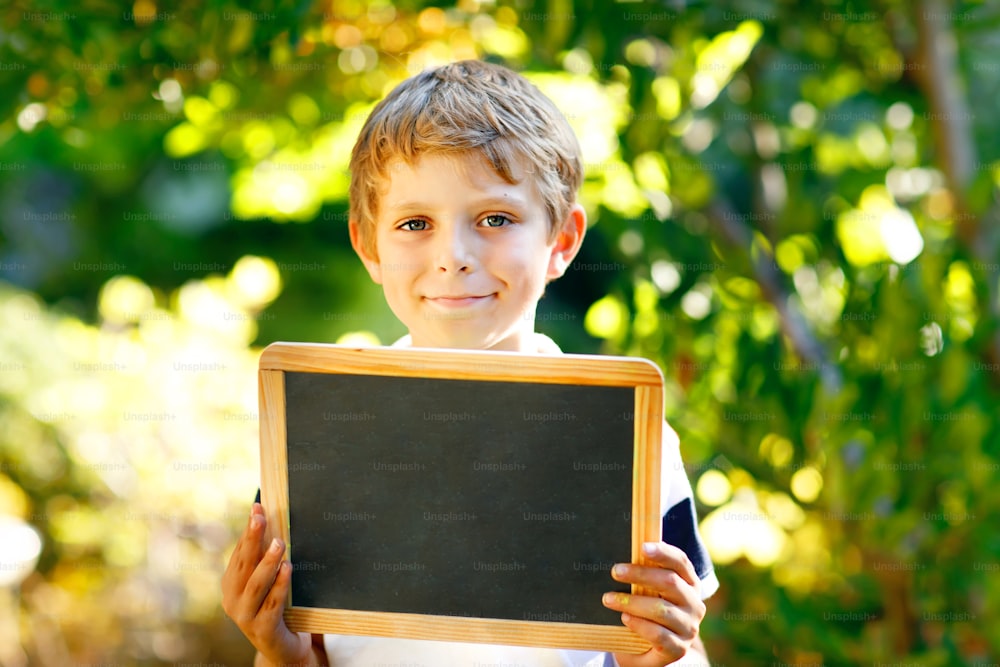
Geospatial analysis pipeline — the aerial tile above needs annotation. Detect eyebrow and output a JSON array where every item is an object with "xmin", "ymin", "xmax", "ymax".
[{"xmin": 385, "ymin": 196, "xmax": 530, "ymax": 215}]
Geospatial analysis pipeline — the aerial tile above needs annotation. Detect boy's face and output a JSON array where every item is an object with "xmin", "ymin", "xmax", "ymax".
[{"xmin": 350, "ymin": 152, "xmax": 585, "ymax": 352}]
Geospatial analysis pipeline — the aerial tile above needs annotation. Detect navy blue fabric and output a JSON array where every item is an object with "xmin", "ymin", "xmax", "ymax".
[{"xmin": 663, "ymin": 496, "xmax": 712, "ymax": 580}]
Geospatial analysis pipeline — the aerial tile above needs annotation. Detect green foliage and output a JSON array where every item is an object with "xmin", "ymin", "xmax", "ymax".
[{"xmin": 1, "ymin": 0, "xmax": 998, "ymax": 664}]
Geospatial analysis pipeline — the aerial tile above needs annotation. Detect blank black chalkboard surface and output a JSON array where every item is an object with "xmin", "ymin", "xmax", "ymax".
[{"xmin": 258, "ymin": 342, "xmax": 664, "ymax": 654}]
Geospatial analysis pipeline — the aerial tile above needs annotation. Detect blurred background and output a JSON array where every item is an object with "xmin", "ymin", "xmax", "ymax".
[{"xmin": 1, "ymin": 0, "xmax": 998, "ymax": 664}]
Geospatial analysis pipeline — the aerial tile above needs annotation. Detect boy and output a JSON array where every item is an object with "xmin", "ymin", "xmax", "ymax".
[{"xmin": 222, "ymin": 60, "xmax": 718, "ymax": 666}]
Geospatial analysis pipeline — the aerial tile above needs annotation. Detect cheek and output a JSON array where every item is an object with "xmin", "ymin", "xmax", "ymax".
[{"xmin": 496, "ymin": 235, "xmax": 551, "ymax": 273}]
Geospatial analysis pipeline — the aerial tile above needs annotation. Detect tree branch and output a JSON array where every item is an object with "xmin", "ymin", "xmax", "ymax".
[
  {"xmin": 912, "ymin": 0, "xmax": 1000, "ymax": 380},
  {"xmin": 704, "ymin": 199, "xmax": 843, "ymax": 394},
  {"xmin": 914, "ymin": 0, "xmax": 976, "ymax": 195}
]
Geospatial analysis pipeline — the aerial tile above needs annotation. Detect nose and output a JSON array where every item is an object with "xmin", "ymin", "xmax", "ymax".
[{"xmin": 434, "ymin": 222, "xmax": 476, "ymax": 273}]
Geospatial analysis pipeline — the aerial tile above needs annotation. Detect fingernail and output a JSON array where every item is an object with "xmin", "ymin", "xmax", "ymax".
[
  {"xmin": 642, "ymin": 542, "xmax": 659, "ymax": 556},
  {"xmin": 269, "ymin": 538, "xmax": 282, "ymax": 554},
  {"xmin": 613, "ymin": 564, "xmax": 629, "ymax": 577},
  {"xmin": 605, "ymin": 592, "xmax": 629, "ymax": 605}
]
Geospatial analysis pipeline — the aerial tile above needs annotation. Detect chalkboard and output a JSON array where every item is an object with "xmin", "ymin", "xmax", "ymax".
[{"xmin": 258, "ymin": 343, "xmax": 663, "ymax": 654}]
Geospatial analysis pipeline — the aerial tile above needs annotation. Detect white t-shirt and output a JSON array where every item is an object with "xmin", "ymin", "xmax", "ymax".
[
  {"xmin": 324, "ymin": 635, "xmax": 614, "ymax": 666},
  {"xmin": 321, "ymin": 334, "xmax": 718, "ymax": 666}
]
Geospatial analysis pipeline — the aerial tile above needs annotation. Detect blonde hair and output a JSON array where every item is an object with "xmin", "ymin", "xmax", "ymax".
[{"xmin": 349, "ymin": 60, "xmax": 583, "ymax": 259}]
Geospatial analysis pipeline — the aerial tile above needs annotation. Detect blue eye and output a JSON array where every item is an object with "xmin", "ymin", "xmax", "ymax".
[
  {"xmin": 482, "ymin": 215, "xmax": 511, "ymax": 228},
  {"xmin": 400, "ymin": 219, "xmax": 428, "ymax": 231}
]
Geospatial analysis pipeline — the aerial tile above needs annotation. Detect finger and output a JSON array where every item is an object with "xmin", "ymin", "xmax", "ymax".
[
  {"xmin": 228, "ymin": 504, "xmax": 267, "ymax": 568},
  {"xmin": 619, "ymin": 611, "xmax": 687, "ymax": 663},
  {"xmin": 250, "ymin": 562, "xmax": 307, "ymax": 661},
  {"xmin": 621, "ymin": 542, "xmax": 698, "ymax": 588},
  {"xmin": 248, "ymin": 503, "xmax": 267, "ymax": 559},
  {"xmin": 255, "ymin": 559, "xmax": 293, "ymax": 630},
  {"xmin": 644, "ymin": 542, "xmax": 698, "ymax": 587},
  {"xmin": 609, "ymin": 563, "xmax": 694, "ymax": 605},
  {"xmin": 235, "ymin": 536, "xmax": 287, "ymax": 624},
  {"xmin": 602, "ymin": 592, "xmax": 701, "ymax": 641},
  {"xmin": 223, "ymin": 506, "xmax": 268, "ymax": 599}
]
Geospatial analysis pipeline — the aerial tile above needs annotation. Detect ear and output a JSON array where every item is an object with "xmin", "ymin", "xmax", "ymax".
[
  {"xmin": 546, "ymin": 203, "xmax": 587, "ymax": 282},
  {"xmin": 349, "ymin": 219, "xmax": 383, "ymax": 285}
]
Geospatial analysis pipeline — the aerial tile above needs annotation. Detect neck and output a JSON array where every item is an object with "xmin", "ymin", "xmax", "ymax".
[{"xmin": 394, "ymin": 332, "xmax": 561, "ymax": 354}]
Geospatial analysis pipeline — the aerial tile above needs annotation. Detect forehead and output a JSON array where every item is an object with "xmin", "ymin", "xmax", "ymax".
[{"xmin": 377, "ymin": 152, "xmax": 535, "ymax": 209}]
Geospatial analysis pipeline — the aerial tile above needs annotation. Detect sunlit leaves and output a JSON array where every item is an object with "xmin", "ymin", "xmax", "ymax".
[
  {"xmin": 696, "ymin": 469, "xmax": 732, "ymax": 506},
  {"xmin": 690, "ymin": 21, "xmax": 763, "ymax": 109},
  {"xmin": 288, "ymin": 93, "xmax": 322, "ymax": 126},
  {"xmin": 98, "ymin": 276, "xmax": 156, "ymax": 325},
  {"xmin": 476, "ymin": 21, "xmax": 528, "ymax": 60},
  {"xmin": 759, "ymin": 433, "xmax": 795, "ymax": 469},
  {"xmin": 836, "ymin": 185, "xmax": 922, "ymax": 267},
  {"xmin": 228, "ymin": 256, "xmax": 282, "ymax": 309},
  {"xmin": 3, "ymin": 0, "xmax": 999, "ymax": 663},
  {"xmin": 802, "ymin": 65, "xmax": 866, "ymax": 109},
  {"xmin": 0, "ymin": 264, "xmax": 274, "ymax": 651},
  {"xmin": 700, "ymin": 488, "xmax": 787, "ymax": 567},
  {"xmin": 0, "ymin": 477, "xmax": 32, "ymax": 520},
  {"xmin": 0, "ymin": 516, "xmax": 42, "ymax": 586},
  {"xmin": 228, "ymin": 103, "xmax": 366, "ymax": 219},
  {"xmin": 528, "ymin": 73, "xmax": 628, "ymax": 164},
  {"xmin": 790, "ymin": 466, "xmax": 823, "ymax": 503},
  {"xmin": 791, "ymin": 263, "xmax": 848, "ymax": 333},
  {"xmin": 633, "ymin": 151, "xmax": 669, "ymax": 192},
  {"xmin": 631, "ymin": 279, "xmax": 662, "ymax": 339},
  {"xmin": 335, "ymin": 330, "xmax": 382, "ymax": 346},
  {"xmin": 183, "ymin": 96, "xmax": 219, "ymax": 129},
  {"xmin": 164, "ymin": 123, "xmax": 208, "ymax": 158},
  {"xmin": 584, "ymin": 294, "xmax": 628, "ymax": 341},
  {"xmin": 770, "ymin": 519, "xmax": 831, "ymax": 596},
  {"xmin": 651, "ymin": 76, "xmax": 682, "ymax": 121}
]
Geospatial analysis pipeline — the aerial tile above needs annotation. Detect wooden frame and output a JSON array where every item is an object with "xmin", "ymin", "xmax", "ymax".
[{"xmin": 258, "ymin": 342, "xmax": 663, "ymax": 654}]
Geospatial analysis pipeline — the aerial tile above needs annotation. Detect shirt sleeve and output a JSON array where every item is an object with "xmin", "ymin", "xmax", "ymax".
[{"xmin": 660, "ymin": 421, "xmax": 719, "ymax": 599}]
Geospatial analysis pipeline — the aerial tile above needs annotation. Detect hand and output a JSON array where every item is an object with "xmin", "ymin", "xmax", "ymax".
[
  {"xmin": 603, "ymin": 542, "xmax": 707, "ymax": 666},
  {"xmin": 221, "ymin": 503, "xmax": 315, "ymax": 666}
]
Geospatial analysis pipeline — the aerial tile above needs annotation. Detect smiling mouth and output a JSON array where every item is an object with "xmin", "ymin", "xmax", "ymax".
[{"xmin": 424, "ymin": 294, "xmax": 494, "ymax": 308}]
